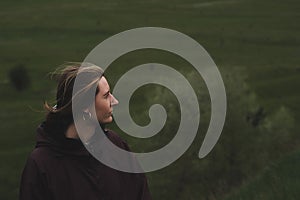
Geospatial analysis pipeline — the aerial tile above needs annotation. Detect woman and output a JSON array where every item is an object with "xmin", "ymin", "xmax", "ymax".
[{"xmin": 19, "ymin": 62, "xmax": 152, "ymax": 200}]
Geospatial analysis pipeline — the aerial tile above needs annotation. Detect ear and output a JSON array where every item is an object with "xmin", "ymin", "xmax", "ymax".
[
  {"xmin": 83, "ymin": 104, "xmax": 95, "ymax": 115},
  {"xmin": 83, "ymin": 101, "xmax": 96, "ymax": 116}
]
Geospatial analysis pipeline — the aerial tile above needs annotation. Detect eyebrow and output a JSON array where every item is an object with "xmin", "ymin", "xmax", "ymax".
[{"xmin": 103, "ymin": 90, "xmax": 110, "ymax": 97}]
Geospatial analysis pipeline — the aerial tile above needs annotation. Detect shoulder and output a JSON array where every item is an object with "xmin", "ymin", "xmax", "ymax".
[
  {"xmin": 25, "ymin": 147, "xmax": 55, "ymax": 169},
  {"xmin": 21, "ymin": 147, "xmax": 49, "ymax": 177},
  {"xmin": 30, "ymin": 146, "xmax": 52, "ymax": 160}
]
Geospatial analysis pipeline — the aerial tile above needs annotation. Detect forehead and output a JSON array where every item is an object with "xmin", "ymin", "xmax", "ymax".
[{"xmin": 98, "ymin": 76, "xmax": 110, "ymax": 94}]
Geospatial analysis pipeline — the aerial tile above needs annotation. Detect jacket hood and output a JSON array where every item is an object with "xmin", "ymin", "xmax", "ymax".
[{"xmin": 36, "ymin": 123, "xmax": 90, "ymax": 157}]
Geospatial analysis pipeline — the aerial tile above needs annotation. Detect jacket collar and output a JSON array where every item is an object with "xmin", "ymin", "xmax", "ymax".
[{"xmin": 36, "ymin": 123, "xmax": 90, "ymax": 157}]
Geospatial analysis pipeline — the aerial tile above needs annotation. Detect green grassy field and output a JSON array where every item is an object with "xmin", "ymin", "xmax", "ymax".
[
  {"xmin": 0, "ymin": 0, "xmax": 299, "ymax": 199},
  {"xmin": 225, "ymin": 149, "xmax": 300, "ymax": 200}
]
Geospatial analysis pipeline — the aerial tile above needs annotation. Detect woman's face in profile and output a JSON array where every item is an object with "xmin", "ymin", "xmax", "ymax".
[{"xmin": 94, "ymin": 76, "xmax": 118, "ymax": 124}]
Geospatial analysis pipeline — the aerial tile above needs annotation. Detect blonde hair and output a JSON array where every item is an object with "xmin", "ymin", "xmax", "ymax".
[{"xmin": 44, "ymin": 62, "xmax": 104, "ymax": 138}]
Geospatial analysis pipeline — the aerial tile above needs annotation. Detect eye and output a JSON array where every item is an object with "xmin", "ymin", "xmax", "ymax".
[{"xmin": 104, "ymin": 92, "xmax": 110, "ymax": 99}]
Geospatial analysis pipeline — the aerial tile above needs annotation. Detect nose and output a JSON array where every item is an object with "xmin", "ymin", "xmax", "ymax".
[{"xmin": 110, "ymin": 94, "xmax": 119, "ymax": 106}]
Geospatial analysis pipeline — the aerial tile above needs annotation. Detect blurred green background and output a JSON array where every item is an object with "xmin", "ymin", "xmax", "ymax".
[{"xmin": 0, "ymin": 0, "xmax": 299, "ymax": 199}]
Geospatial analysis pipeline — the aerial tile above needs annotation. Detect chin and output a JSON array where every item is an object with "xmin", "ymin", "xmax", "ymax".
[{"xmin": 100, "ymin": 117, "xmax": 113, "ymax": 124}]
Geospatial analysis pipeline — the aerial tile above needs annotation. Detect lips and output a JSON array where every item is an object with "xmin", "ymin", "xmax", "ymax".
[{"xmin": 105, "ymin": 111, "xmax": 113, "ymax": 118}]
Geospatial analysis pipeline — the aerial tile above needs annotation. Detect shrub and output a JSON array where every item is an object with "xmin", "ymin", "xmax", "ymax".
[
  {"xmin": 141, "ymin": 66, "xmax": 296, "ymax": 200},
  {"xmin": 8, "ymin": 64, "xmax": 31, "ymax": 91}
]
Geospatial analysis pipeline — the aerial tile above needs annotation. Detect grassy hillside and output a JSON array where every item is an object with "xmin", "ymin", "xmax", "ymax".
[
  {"xmin": 225, "ymin": 149, "xmax": 300, "ymax": 200},
  {"xmin": 0, "ymin": 0, "xmax": 299, "ymax": 199}
]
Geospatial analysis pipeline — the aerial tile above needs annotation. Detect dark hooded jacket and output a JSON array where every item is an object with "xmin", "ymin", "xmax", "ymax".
[{"xmin": 19, "ymin": 123, "xmax": 152, "ymax": 200}]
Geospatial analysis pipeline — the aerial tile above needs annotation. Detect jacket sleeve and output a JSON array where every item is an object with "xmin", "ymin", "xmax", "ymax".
[{"xmin": 19, "ymin": 155, "xmax": 50, "ymax": 200}]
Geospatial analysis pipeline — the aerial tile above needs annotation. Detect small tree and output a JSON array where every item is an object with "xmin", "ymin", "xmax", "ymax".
[{"xmin": 8, "ymin": 64, "xmax": 30, "ymax": 91}]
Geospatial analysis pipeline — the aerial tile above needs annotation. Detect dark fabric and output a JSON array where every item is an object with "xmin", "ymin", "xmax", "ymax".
[{"xmin": 19, "ymin": 123, "xmax": 152, "ymax": 200}]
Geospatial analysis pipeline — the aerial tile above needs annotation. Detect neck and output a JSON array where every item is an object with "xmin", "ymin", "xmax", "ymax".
[
  {"xmin": 65, "ymin": 123, "xmax": 79, "ymax": 139},
  {"xmin": 65, "ymin": 123, "xmax": 96, "ymax": 142}
]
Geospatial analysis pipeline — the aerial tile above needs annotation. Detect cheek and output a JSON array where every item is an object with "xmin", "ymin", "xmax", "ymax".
[
  {"xmin": 95, "ymin": 99, "xmax": 110, "ymax": 113},
  {"xmin": 95, "ymin": 101, "xmax": 103, "ymax": 113}
]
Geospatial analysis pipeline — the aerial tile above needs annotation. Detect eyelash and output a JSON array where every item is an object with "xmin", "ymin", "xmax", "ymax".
[{"xmin": 105, "ymin": 93, "xmax": 110, "ymax": 98}]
